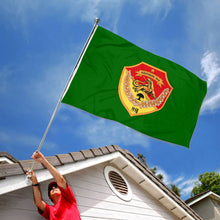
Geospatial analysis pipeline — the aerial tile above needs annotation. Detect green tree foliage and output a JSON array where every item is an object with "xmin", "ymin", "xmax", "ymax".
[
  {"xmin": 191, "ymin": 171, "xmax": 220, "ymax": 197},
  {"xmin": 170, "ymin": 184, "xmax": 181, "ymax": 197},
  {"xmin": 156, "ymin": 173, "xmax": 164, "ymax": 181},
  {"xmin": 137, "ymin": 153, "xmax": 148, "ymax": 167},
  {"xmin": 137, "ymin": 153, "xmax": 163, "ymax": 180},
  {"xmin": 150, "ymin": 166, "xmax": 164, "ymax": 181},
  {"xmin": 137, "ymin": 153, "xmax": 181, "ymax": 197}
]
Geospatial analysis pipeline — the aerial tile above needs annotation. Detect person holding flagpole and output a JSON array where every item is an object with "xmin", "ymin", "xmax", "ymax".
[{"xmin": 26, "ymin": 151, "xmax": 81, "ymax": 220}]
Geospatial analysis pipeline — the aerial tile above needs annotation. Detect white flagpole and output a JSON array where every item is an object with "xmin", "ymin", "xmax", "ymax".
[
  {"xmin": 62, "ymin": 18, "xmax": 100, "ymax": 100},
  {"xmin": 26, "ymin": 18, "xmax": 100, "ymax": 180}
]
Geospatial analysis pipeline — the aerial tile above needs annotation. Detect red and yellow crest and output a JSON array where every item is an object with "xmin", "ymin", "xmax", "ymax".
[{"xmin": 118, "ymin": 62, "xmax": 173, "ymax": 116}]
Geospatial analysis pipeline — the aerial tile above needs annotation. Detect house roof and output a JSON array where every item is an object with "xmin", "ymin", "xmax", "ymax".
[
  {"xmin": 185, "ymin": 190, "xmax": 220, "ymax": 206},
  {"xmin": 0, "ymin": 145, "xmax": 202, "ymax": 220},
  {"xmin": 0, "ymin": 151, "xmax": 19, "ymax": 164}
]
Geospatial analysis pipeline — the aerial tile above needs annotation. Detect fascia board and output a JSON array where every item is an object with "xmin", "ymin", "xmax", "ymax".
[
  {"xmin": 188, "ymin": 191, "xmax": 220, "ymax": 206},
  {"xmin": 0, "ymin": 152, "xmax": 121, "ymax": 195}
]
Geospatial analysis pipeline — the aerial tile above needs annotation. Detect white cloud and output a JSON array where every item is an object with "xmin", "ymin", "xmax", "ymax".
[
  {"xmin": 154, "ymin": 167, "xmax": 171, "ymax": 185},
  {"xmin": 153, "ymin": 167, "xmax": 220, "ymax": 199},
  {"xmin": 137, "ymin": 0, "xmax": 172, "ymax": 19},
  {"xmin": 0, "ymin": 129, "xmax": 57, "ymax": 150},
  {"xmin": 177, "ymin": 169, "xmax": 220, "ymax": 198},
  {"xmin": 186, "ymin": 1, "xmax": 220, "ymax": 49},
  {"xmin": 201, "ymin": 51, "xmax": 220, "ymax": 88},
  {"xmin": 202, "ymin": 90, "xmax": 220, "ymax": 113},
  {"xmin": 173, "ymin": 176, "xmax": 184, "ymax": 185},
  {"xmin": 200, "ymin": 51, "xmax": 220, "ymax": 113},
  {"xmin": 0, "ymin": 0, "xmax": 173, "ymax": 31},
  {"xmin": 178, "ymin": 178, "xmax": 197, "ymax": 197},
  {"xmin": 0, "ymin": 0, "xmax": 123, "ymax": 30},
  {"xmin": 153, "ymin": 167, "xmax": 198, "ymax": 198},
  {"xmin": 72, "ymin": 112, "xmax": 150, "ymax": 148},
  {"xmin": 184, "ymin": 1, "xmax": 220, "ymax": 113}
]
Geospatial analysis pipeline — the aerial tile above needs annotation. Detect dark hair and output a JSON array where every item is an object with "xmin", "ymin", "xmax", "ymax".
[{"xmin": 48, "ymin": 181, "xmax": 58, "ymax": 198}]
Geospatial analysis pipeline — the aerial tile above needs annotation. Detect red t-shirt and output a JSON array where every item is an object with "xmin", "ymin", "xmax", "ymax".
[{"xmin": 39, "ymin": 184, "xmax": 81, "ymax": 220}]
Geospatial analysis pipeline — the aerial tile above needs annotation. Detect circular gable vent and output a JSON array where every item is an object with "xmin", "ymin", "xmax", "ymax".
[
  {"xmin": 109, "ymin": 170, "xmax": 128, "ymax": 195},
  {"xmin": 104, "ymin": 166, "xmax": 132, "ymax": 201}
]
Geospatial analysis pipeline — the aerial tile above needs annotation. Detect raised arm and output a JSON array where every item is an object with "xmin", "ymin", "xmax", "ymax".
[
  {"xmin": 31, "ymin": 151, "xmax": 67, "ymax": 189},
  {"xmin": 26, "ymin": 169, "xmax": 46, "ymax": 212}
]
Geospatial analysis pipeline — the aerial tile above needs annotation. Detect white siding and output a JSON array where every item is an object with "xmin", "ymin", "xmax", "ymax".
[
  {"xmin": 191, "ymin": 198, "xmax": 220, "ymax": 220},
  {"xmin": 0, "ymin": 162, "xmax": 179, "ymax": 220},
  {"xmin": 66, "ymin": 162, "xmax": 178, "ymax": 220},
  {"xmin": 0, "ymin": 186, "xmax": 43, "ymax": 220}
]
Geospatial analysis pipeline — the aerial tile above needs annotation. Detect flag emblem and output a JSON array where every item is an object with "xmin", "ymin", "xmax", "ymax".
[{"xmin": 118, "ymin": 62, "xmax": 173, "ymax": 116}]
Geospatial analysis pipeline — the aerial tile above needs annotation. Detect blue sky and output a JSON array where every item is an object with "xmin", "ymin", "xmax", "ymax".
[{"xmin": 0, "ymin": 0, "xmax": 220, "ymax": 200}]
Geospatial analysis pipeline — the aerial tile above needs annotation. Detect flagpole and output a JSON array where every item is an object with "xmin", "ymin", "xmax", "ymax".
[
  {"xmin": 61, "ymin": 17, "xmax": 100, "ymax": 100},
  {"xmin": 26, "ymin": 18, "xmax": 100, "ymax": 181}
]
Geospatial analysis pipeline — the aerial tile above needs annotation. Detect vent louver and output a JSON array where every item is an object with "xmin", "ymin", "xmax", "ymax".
[
  {"xmin": 109, "ymin": 171, "xmax": 128, "ymax": 195},
  {"xmin": 104, "ymin": 166, "xmax": 132, "ymax": 201}
]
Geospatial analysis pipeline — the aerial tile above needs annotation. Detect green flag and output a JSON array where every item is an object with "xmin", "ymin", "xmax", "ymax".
[{"xmin": 62, "ymin": 26, "xmax": 207, "ymax": 148}]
